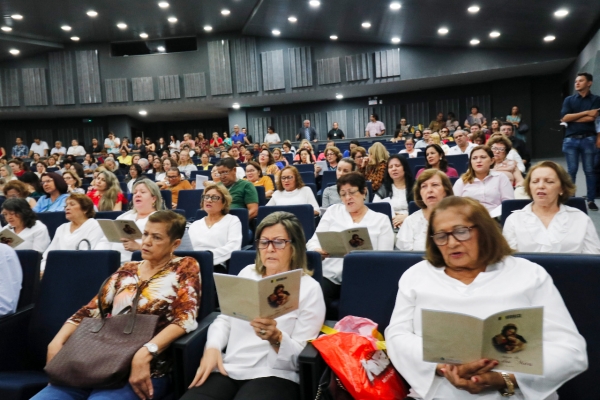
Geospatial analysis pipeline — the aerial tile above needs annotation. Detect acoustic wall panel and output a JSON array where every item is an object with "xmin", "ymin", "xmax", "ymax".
[
  {"xmin": 0, "ymin": 69, "xmax": 19, "ymax": 107},
  {"xmin": 317, "ymin": 57, "xmax": 341, "ymax": 85},
  {"xmin": 158, "ymin": 75, "xmax": 181, "ymax": 100},
  {"xmin": 435, "ymin": 99, "xmax": 460, "ymax": 119},
  {"xmin": 326, "ymin": 110, "xmax": 347, "ymax": 137},
  {"xmin": 465, "ymin": 95, "xmax": 491, "ymax": 124},
  {"xmin": 132, "ymin": 77, "xmax": 155, "ymax": 102},
  {"xmin": 105, "ymin": 78, "xmax": 128, "ymax": 103},
  {"xmin": 373, "ymin": 104, "xmax": 402, "ymax": 136},
  {"xmin": 274, "ymin": 115, "xmax": 301, "ymax": 142},
  {"xmin": 22, "ymin": 68, "xmax": 48, "ymax": 106},
  {"xmin": 48, "ymin": 52, "xmax": 75, "ymax": 105},
  {"xmin": 405, "ymin": 102, "xmax": 430, "ymax": 127},
  {"xmin": 289, "ymin": 47, "xmax": 313, "ymax": 88},
  {"xmin": 345, "ymin": 53, "xmax": 370, "ymax": 82},
  {"xmin": 183, "ymin": 73, "xmax": 207, "ymax": 98},
  {"xmin": 75, "ymin": 50, "xmax": 102, "ymax": 104},
  {"xmin": 261, "ymin": 50, "xmax": 285, "ymax": 91},
  {"xmin": 57, "ymin": 128, "xmax": 80, "ymax": 142},
  {"xmin": 250, "ymin": 117, "xmax": 272, "ymax": 143},
  {"xmin": 300, "ymin": 113, "xmax": 325, "ymax": 139},
  {"xmin": 207, "ymin": 40, "xmax": 233, "ymax": 95},
  {"xmin": 374, "ymin": 49, "xmax": 400, "ymax": 78},
  {"xmin": 232, "ymin": 38, "xmax": 259, "ymax": 94}
]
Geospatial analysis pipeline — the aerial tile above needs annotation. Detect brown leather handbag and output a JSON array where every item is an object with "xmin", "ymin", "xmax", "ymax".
[{"xmin": 45, "ymin": 271, "xmax": 159, "ymax": 389}]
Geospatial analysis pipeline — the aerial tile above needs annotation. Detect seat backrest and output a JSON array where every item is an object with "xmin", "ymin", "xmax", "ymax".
[
  {"xmin": 283, "ymin": 153, "xmax": 294, "ymax": 164},
  {"xmin": 27, "ymin": 250, "xmax": 121, "ymax": 369},
  {"xmin": 195, "ymin": 208, "xmax": 250, "ymax": 247},
  {"xmin": 500, "ymin": 199, "xmax": 531, "ymax": 225},
  {"xmin": 566, "ymin": 197, "xmax": 587, "ymax": 214},
  {"xmin": 322, "ymin": 171, "xmax": 337, "ymax": 189},
  {"xmin": 306, "ymin": 183, "xmax": 318, "ymax": 198},
  {"xmin": 340, "ymin": 251, "xmax": 425, "ymax": 331},
  {"xmin": 408, "ymin": 201, "xmax": 420, "ymax": 215},
  {"xmin": 255, "ymin": 185, "xmax": 267, "ymax": 206},
  {"xmin": 365, "ymin": 202, "xmax": 393, "ymax": 225},
  {"xmin": 178, "ymin": 189, "xmax": 204, "ymax": 220},
  {"xmin": 229, "ymin": 250, "xmax": 322, "ymax": 282},
  {"xmin": 160, "ymin": 190, "xmax": 173, "ymax": 210},
  {"xmin": 35, "ymin": 212, "xmax": 68, "ymax": 240},
  {"xmin": 132, "ymin": 250, "xmax": 215, "ymax": 320},
  {"xmin": 300, "ymin": 171, "xmax": 315, "ymax": 185},
  {"xmin": 194, "ymin": 170, "xmax": 212, "ymax": 179},
  {"xmin": 142, "ymin": 173, "xmax": 155, "ymax": 181},
  {"xmin": 294, "ymin": 164, "xmax": 315, "ymax": 173},
  {"xmin": 95, "ymin": 211, "xmax": 125, "ymax": 220},
  {"xmin": 258, "ymin": 204, "xmax": 315, "ymax": 240},
  {"xmin": 365, "ymin": 181, "xmax": 374, "ymax": 202},
  {"xmin": 15, "ymin": 250, "xmax": 41, "ymax": 310}
]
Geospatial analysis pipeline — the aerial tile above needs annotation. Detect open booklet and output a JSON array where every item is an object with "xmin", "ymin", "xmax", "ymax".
[
  {"xmin": 316, "ymin": 227, "xmax": 373, "ymax": 257},
  {"xmin": 0, "ymin": 228, "xmax": 24, "ymax": 248},
  {"xmin": 97, "ymin": 220, "xmax": 142, "ymax": 243},
  {"xmin": 214, "ymin": 269, "xmax": 302, "ymax": 321},
  {"xmin": 422, "ymin": 307, "xmax": 543, "ymax": 375}
]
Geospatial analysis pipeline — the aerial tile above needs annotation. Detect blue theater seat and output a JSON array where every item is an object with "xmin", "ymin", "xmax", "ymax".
[
  {"xmin": 500, "ymin": 197, "xmax": 587, "ymax": 226},
  {"xmin": 177, "ymin": 189, "xmax": 204, "ymax": 220},
  {"xmin": 95, "ymin": 211, "xmax": 125, "ymax": 220},
  {"xmin": 365, "ymin": 202, "xmax": 393, "ymax": 225},
  {"xmin": 14, "ymin": 251, "xmax": 41, "ymax": 311},
  {"xmin": 160, "ymin": 190, "xmax": 173, "ymax": 210},
  {"xmin": 258, "ymin": 205, "xmax": 315, "ymax": 240},
  {"xmin": 35, "ymin": 212, "xmax": 68, "ymax": 240}
]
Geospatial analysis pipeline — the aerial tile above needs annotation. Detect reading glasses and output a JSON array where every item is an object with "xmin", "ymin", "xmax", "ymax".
[
  {"xmin": 431, "ymin": 225, "xmax": 476, "ymax": 246},
  {"xmin": 255, "ymin": 239, "xmax": 292, "ymax": 249}
]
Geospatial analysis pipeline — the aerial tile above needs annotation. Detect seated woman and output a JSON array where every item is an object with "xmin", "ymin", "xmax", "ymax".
[
  {"xmin": 503, "ymin": 161, "xmax": 600, "ymax": 253},
  {"xmin": 307, "ymin": 172, "xmax": 394, "ymax": 312},
  {"xmin": 62, "ymin": 170, "xmax": 85, "ymax": 194},
  {"xmin": 182, "ymin": 212, "xmax": 324, "ymax": 400},
  {"xmin": 487, "ymin": 135, "xmax": 524, "ymax": 188},
  {"xmin": 358, "ymin": 142, "xmax": 388, "ymax": 192},
  {"xmin": 20, "ymin": 171, "xmax": 46, "ymax": 199},
  {"xmin": 257, "ymin": 149, "xmax": 281, "ymax": 177},
  {"xmin": 33, "ymin": 172, "xmax": 70, "ymax": 212},
  {"xmin": 453, "ymin": 145, "xmax": 514, "ymax": 215},
  {"xmin": 272, "ymin": 147, "xmax": 288, "ymax": 168},
  {"xmin": 0, "ymin": 164, "xmax": 18, "ymax": 181},
  {"xmin": 202, "ymin": 165, "xmax": 222, "ymax": 188},
  {"xmin": 35, "ymin": 161, "xmax": 47, "ymax": 178},
  {"xmin": 416, "ymin": 144, "xmax": 458, "ymax": 178},
  {"xmin": 117, "ymin": 148, "xmax": 133, "ymax": 170},
  {"xmin": 188, "ymin": 184, "xmax": 242, "ymax": 268},
  {"xmin": 396, "ymin": 169, "xmax": 453, "ymax": 251},
  {"xmin": 197, "ymin": 153, "xmax": 213, "ymax": 171},
  {"xmin": 429, "ymin": 132, "xmax": 450, "ymax": 154},
  {"xmin": 398, "ymin": 138, "xmax": 421, "ymax": 158},
  {"xmin": 246, "ymin": 161, "xmax": 275, "ymax": 198},
  {"xmin": 2, "ymin": 198, "xmax": 50, "ymax": 253},
  {"xmin": 86, "ymin": 170, "xmax": 126, "ymax": 211},
  {"xmin": 293, "ymin": 148, "xmax": 314, "ymax": 167},
  {"xmin": 293, "ymin": 140, "xmax": 316, "ymax": 162},
  {"xmin": 374, "ymin": 155, "xmax": 415, "ymax": 229},
  {"xmin": 386, "ymin": 196, "xmax": 587, "ymax": 399},
  {"xmin": 41, "ymin": 194, "xmax": 105, "ymax": 273},
  {"xmin": 322, "ymin": 158, "xmax": 356, "ymax": 208},
  {"xmin": 33, "ymin": 211, "xmax": 200, "ymax": 400},
  {"xmin": 126, "ymin": 163, "xmax": 143, "ymax": 193},
  {"xmin": 4, "ymin": 180, "xmax": 37, "ymax": 208},
  {"xmin": 267, "ymin": 166, "xmax": 320, "ymax": 215},
  {"xmin": 178, "ymin": 150, "xmax": 198, "ymax": 179}
]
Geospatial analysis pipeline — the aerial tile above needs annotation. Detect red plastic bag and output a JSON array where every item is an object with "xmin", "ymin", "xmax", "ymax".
[{"xmin": 312, "ymin": 331, "xmax": 408, "ymax": 400}]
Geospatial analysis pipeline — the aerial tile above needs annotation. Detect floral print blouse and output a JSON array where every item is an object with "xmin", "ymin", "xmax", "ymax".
[{"xmin": 68, "ymin": 256, "xmax": 201, "ymax": 376}]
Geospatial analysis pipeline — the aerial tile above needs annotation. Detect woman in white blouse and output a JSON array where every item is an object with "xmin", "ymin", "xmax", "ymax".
[
  {"xmin": 398, "ymin": 138, "xmax": 421, "ymax": 158},
  {"xmin": 386, "ymin": 196, "xmax": 587, "ymax": 399},
  {"xmin": 453, "ymin": 145, "xmax": 514, "ymax": 216},
  {"xmin": 263, "ymin": 126, "xmax": 281, "ymax": 144},
  {"xmin": 169, "ymin": 134, "xmax": 181, "ymax": 155},
  {"xmin": 266, "ymin": 166, "xmax": 320, "ymax": 215},
  {"xmin": 374, "ymin": 155, "xmax": 415, "ymax": 229},
  {"xmin": 178, "ymin": 150, "xmax": 198, "ymax": 179},
  {"xmin": 183, "ymin": 212, "xmax": 325, "ymax": 400},
  {"xmin": 307, "ymin": 172, "xmax": 394, "ymax": 313},
  {"xmin": 1, "ymin": 198, "xmax": 50, "ymax": 253},
  {"xmin": 503, "ymin": 161, "xmax": 600, "ymax": 253},
  {"xmin": 188, "ymin": 184, "xmax": 242, "ymax": 267},
  {"xmin": 396, "ymin": 169, "xmax": 454, "ymax": 251},
  {"xmin": 41, "ymin": 194, "xmax": 105, "ymax": 273}
]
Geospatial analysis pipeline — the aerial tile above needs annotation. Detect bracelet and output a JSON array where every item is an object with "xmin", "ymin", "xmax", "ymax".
[{"xmin": 499, "ymin": 372, "xmax": 515, "ymax": 397}]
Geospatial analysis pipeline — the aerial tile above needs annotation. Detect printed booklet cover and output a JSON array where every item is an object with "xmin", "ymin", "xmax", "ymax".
[
  {"xmin": 214, "ymin": 269, "xmax": 302, "ymax": 321},
  {"xmin": 316, "ymin": 227, "xmax": 373, "ymax": 257},
  {"xmin": 97, "ymin": 220, "xmax": 142, "ymax": 243},
  {"xmin": 0, "ymin": 228, "xmax": 24, "ymax": 248},
  {"xmin": 422, "ymin": 306, "xmax": 543, "ymax": 375}
]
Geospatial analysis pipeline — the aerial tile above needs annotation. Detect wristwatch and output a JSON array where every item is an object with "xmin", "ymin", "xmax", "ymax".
[
  {"xmin": 143, "ymin": 342, "xmax": 159, "ymax": 358},
  {"xmin": 499, "ymin": 372, "xmax": 515, "ymax": 397}
]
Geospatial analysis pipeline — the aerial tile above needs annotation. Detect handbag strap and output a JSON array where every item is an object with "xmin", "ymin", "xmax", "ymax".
[{"xmin": 76, "ymin": 239, "xmax": 91, "ymax": 251}]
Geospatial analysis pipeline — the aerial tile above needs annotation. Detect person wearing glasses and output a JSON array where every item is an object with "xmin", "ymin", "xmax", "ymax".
[
  {"xmin": 398, "ymin": 138, "xmax": 421, "ymax": 158},
  {"xmin": 487, "ymin": 135, "xmax": 524, "ymax": 189},
  {"xmin": 307, "ymin": 172, "xmax": 394, "ymax": 316},
  {"xmin": 188, "ymin": 184, "xmax": 242, "ymax": 268},
  {"xmin": 164, "ymin": 167, "xmax": 192, "ymax": 209},
  {"xmin": 2, "ymin": 198, "xmax": 51, "ymax": 253},
  {"xmin": 216, "ymin": 158, "xmax": 259, "ymax": 219},
  {"xmin": 266, "ymin": 166, "xmax": 320, "ymax": 216},
  {"xmin": 33, "ymin": 172, "xmax": 70, "ymax": 213},
  {"xmin": 386, "ymin": 196, "xmax": 587, "ymax": 399},
  {"xmin": 183, "ymin": 212, "xmax": 325, "ymax": 400}
]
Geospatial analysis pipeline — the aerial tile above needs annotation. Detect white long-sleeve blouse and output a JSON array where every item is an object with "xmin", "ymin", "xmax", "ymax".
[{"xmin": 188, "ymin": 214, "xmax": 242, "ymax": 265}]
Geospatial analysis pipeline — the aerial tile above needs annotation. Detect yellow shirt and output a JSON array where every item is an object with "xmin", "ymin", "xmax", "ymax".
[
  {"xmin": 252, "ymin": 176, "xmax": 275, "ymax": 193},
  {"xmin": 117, "ymin": 155, "xmax": 133, "ymax": 166}
]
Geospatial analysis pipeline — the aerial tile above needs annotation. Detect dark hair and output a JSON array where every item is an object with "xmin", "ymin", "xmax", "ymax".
[
  {"xmin": 424, "ymin": 144, "xmax": 449, "ymax": 171},
  {"xmin": 471, "ymin": 105, "xmax": 479, "ymax": 112},
  {"xmin": 2, "ymin": 198, "xmax": 37, "ymax": 229},
  {"xmin": 67, "ymin": 193, "xmax": 96, "ymax": 219},
  {"xmin": 501, "ymin": 324, "xmax": 519, "ymax": 336},
  {"xmin": 337, "ymin": 171, "xmax": 366, "ymax": 195},
  {"xmin": 41, "ymin": 172, "xmax": 68, "ymax": 194},
  {"xmin": 462, "ymin": 146, "xmax": 494, "ymax": 184},
  {"xmin": 349, "ymin": 140, "xmax": 360, "ymax": 147},
  {"xmin": 371, "ymin": 113, "xmax": 379, "ymax": 121},
  {"xmin": 577, "ymin": 72, "xmax": 593, "ymax": 82},
  {"xmin": 4, "ymin": 180, "xmax": 30, "ymax": 198},
  {"xmin": 129, "ymin": 163, "xmax": 143, "ymax": 179},
  {"xmin": 71, "ymin": 163, "xmax": 85, "ymax": 179},
  {"xmin": 297, "ymin": 148, "xmax": 313, "ymax": 163},
  {"xmin": 148, "ymin": 210, "xmax": 187, "ymax": 241},
  {"xmin": 19, "ymin": 172, "xmax": 43, "ymax": 194},
  {"xmin": 413, "ymin": 130, "xmax": 423, "ymax": 139},
  {"xmin": 216, "ymin": 157, "xmax": 237, "ymax": 170},
  {"xmin": 379, "ymin": 155, "xmax": 414, "ymax": 203},
  {"xmin": 501, "ymin": 122, "xmax": 514, "ymax": 132},
  {"xmin": 268, "ymin": 126, "xmax": 275, "ymax": 132},
  {"xmin": 447, "ymin": 112, "xmax": 456, "ymax": 119},
  {"xmin": 85, "ymin": 154, "xmax": 97, "ymax": 163},
  {"xmin": 246, "ymin": 161, "xmax": 263, "ymax": 178}
]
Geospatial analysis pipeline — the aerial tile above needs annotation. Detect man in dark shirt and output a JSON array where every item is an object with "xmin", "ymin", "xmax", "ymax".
[
  {"xmin": 327, "ymin": 122, "xmax": 345, "ymax": 140},
  {"xmin": 560, "ymin": 72, "xmax": 600, "ymax": 210}
]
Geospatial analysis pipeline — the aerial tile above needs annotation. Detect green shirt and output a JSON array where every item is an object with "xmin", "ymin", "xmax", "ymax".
[{"xmin": 227, "ymin": 179, "xmax": 259, "ymax": 209}]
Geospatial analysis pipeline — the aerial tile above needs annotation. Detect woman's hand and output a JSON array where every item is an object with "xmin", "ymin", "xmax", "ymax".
[
  {"xmin": 129, "ymin": 348, "xmax": 154, "ymax": 400},
  {"xmin": 188, "ymin": 348, "xmax": 227, "ymax": 388},
  {"xmin": 251, "ymin": 318, "xmax": 282, "ymax": 345},
  {"xmin": 315, "ymin": 165, "xmax": 322, "ymax": 174},
  {"xmin": 441, "ymin": 364, "xmax": 505, "ymax": 395},
  {"xmin": 392, "ymin": 213, "xmax": 408, "ymax": 228},
  {"xmin": 314, "ymin": 248, "xmax": 330, "ymax": 260},
  {"xmin": 440, "ymin": 359, "xmax": 498, "ymax": 380},
  {"xmin": 121, "ymin": 238, "xmax": 141, "ymax": 252}
]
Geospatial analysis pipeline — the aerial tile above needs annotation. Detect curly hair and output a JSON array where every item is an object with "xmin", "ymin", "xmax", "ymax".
[{"xmin": 2, "ymin": 198, "xmax": 37, "ymax": 229}]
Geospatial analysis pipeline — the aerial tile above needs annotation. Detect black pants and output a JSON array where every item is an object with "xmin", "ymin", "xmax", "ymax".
[
  {"xmin": 320, "ymin": 278, "xmax": 341, "ymax": 320},
  {"xmin": 180, "ymin": 373, "xmax": 300, "ymax": 400}
]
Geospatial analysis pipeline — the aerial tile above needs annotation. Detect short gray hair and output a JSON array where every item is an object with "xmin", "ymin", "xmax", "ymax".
[
  {"xmin": 453, "ymin": 129, "xmax": 466, "ymax": 137},
  {"xmin": 304, "ymin": 119, "xmax": 310, "ymax": 124}
]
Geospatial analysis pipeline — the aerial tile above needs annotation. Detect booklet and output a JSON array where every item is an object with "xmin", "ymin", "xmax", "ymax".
[
  {"xmin": 97, "ymin": 220, "xmax": 143, "ymax": 243},
  {"xmin": 422, "ymin": 307, "xmax": 543, "ymax": 375},
  {"xmin": 195, "ymin": 174, "xmax": 208, "ymax": 189},
  {"xmin": 214, "ymin": 269, "xmax": 302, "ymax": 321},
  {"xmin": 315, "ymin": 160, "xmax": 328, "ymax": 175},
  {"xmin": 316, "ymin": 227, "xmax": 373, "ymax": 257},
  {"xmin": 0, "ymin": 228, "xmax": 24, "ymax": 248}
]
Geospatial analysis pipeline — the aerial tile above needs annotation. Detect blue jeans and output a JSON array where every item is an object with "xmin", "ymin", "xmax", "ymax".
[
  {"xmin": 562, "ymin": 135, "xmax": 598, "ymax": 200},
  {"xmin": 30, "ymin": 377, "xmax": 170, "ymax": 400}
]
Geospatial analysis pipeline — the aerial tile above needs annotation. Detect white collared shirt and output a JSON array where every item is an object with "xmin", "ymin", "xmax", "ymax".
[
  {"xmin": 67, "ymin": 145, "xmax": 86, "ymax": 156},
  {"xmin": 395, "ymin": 209, "xmax": 428, "ymax": 251},
  {"xmin": 447, "ymin": 142, "xmax": 475, "ymax": 156},
  {"xmin": 30, "ymin": 141, "xmax": 49, "ymax": 155},
  {"xmin": 453, "ymin": 170, "xmax": 514, "ymax": 212},
  {"xmin": 0, "ymin": 244, "xmax": 22, "ymax": 317},
  {"xmin": 506, "ymin": 148, "xmax": 526, "ymax": 173},
  {"xmin": 13, "ymin": 220, "xmax": 51, "ymax": 253},
  {"xmin": 503, "ymin": 203, "xmax": 600, "ymax": 254},
  {"xmin": 188, "ymin": 214, "xmax": 243, "ymax": 265}
]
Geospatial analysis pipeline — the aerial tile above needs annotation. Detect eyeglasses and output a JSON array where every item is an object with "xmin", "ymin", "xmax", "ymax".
[
  {"xmin": 339, "ymin": 189, "xmax": 360, "ymax": 197},
  {"xmin": 326, "ymin": 153, "xmax": 335, "ymax": 156},
  {"xmin": 211, "ymin": 172, "xmax": 220, "ymax": 177},
  {"xmin": 167, "ymin": 175, "xmax": 180, "ymax": 179},
  {"xmin": 280, "ymin": 175, "xmax": 294, "ymax": 181},
  {"xmin": 255, "ymin": 239, "xmax": 292, "ymax": 249},
  {"xmin": 431, "ymin": 226, "xmax": 476, "ymax": 246},
  {"xmin": 491, "ymin": 147, "xmax": 506, "ymax": 153},
  {"xmin": 202, "ymin": 195, "xmax": 222, "ymax": 202},
  {"xmin": 41, "ymin": 180, "xmax": 54, "ymax": 185}
]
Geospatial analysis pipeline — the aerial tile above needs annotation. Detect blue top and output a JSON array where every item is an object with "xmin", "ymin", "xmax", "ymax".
[
  {"xmin": 560, "ymin": 91, "xmax": 600, "ymax": 137},
  {"xmin": 32, "ymin": 193, "xmax": 69, "ymax": 213},
  {"xmin": 231, "ymin": 133, "xmax": 246, "ymax": 144},
  {"xmin": 12, "ymin": 144, "xmax": 29, "ymax": 157}
]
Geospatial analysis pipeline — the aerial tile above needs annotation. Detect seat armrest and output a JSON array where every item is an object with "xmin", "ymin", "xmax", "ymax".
[
  {"xmin": 172, "ymin": 312, "xmax": 220, "ymax": 399},
  {"xmin": 0, "ymin": 305, "xmax": 34, "ymax": 371},
  {"xmin": 299, "ymin": 343, "xmax": 326, "ymax": 400}
]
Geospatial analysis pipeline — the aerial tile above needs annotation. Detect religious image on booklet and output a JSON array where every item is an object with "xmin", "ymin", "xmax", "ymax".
[
  {"xmin": 421, "ymin": 306, "xmax": 543, "ymax": 375},
  {"xmin": 97, "ymin": 220, "xmax": 142, "ymax": 243},
  {"xmin": 0, "ymin": 228, "xmax": 24, "ymax": 248},
  {"xmin": 214, "ymin": 269, "xmax": 302, "ymax": 321},
  {"xmin": 316, "ymin": 227, "xmax": 373, "ymax": 257}
]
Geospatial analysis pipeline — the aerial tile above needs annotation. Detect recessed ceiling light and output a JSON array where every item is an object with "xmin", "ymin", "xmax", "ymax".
[
  {"xmin": 288, "ymin": 16, "xmax": 297, "ymax": 23},
  {"xmin": 391, "ymin": 37, "xmax": 401, "ymax": 43},
  {"xmin": 554, "ymin": 9, "xmax": 569, "ymax": 18},
  {"xmin": 71, "ymin": 36, "xmax": 80, "ymax": 41},
  {"xmin": 11, "ymin": 14, "xmax": 23, "ymax": 20},
  {"xmin": 232, "ymin": 103, "xmax": 240, "ymax": 109},
  {"xmin": 9, "ymin": 49, "xmax": 19, "ymax": 55},
  {"xmin": 438, "ymin": 27, "xmax": 449, "ymax": 35},
  {"xmin": 1, "ymin": 26, "xmax": 12, "ymax": 32},
  {"xmin": 158, "ymin": 2, "xmax": 169, "ymax": 8},
  {"xmin": 470, "ymin": 38, "xmax": 480, "ymax": 45},
  {"xmin": 61, "ymin": 25, "xmax": 72, "ymax": 31},
  {"xmin": 86, "ymin": 10, "xmax": 98, "ymax": 17},
  {"xmin": 168, "ymin": 16, "xmax": 177, "ymax": 23},
  {"xmin": 117, "ymin": 23, "xmax": 127, "ymax": 29},
  {"xmin": 272, "ymin": 29, "xmax": 281, "ymax": 36},
  {"xmin": 140, "ymin": 33, "xmax": 149, "ymax": 39},
  {"xmin": 157, "ymin": 46, "xmax": 165, "ymax": 52},
  {"xmin": 544, "ymin": 35, "xmax": 556, "ymax": 42},
  {"xmin": 330, "ymin": 35, "xmax": 338, "ymax": 40},
  {"xmin": 390, "ymin": 2, "xmax": 402, "ymax": 10},
  {"xmin": 467, "ymin": 5, "xmax": 480, "ymax": 13},
  {"xmin": 139, "ymin": 110, "xmax": 148, "ymax": 116},
  {"xmin": 489, "ymin": 31, "xmax": 500, "ymax": 38},
  {"xmin": 309, "ymin": 0, "xmax": 320, "ymax": 7},
  {"xmin": 204, "ymin": 25, "xmax": 213, "ymax": 31},
  {"xmin": 362, "ymin": 22, "xmax": 371, "ymax": 28},
  {"xmin": 221, "ymin": 9, "xmax": 231, "ymax": 16},
  {"xmin": 336, "ymin": 94, "xmax": 344, "ymax": 99}
]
